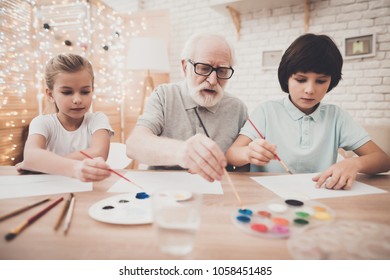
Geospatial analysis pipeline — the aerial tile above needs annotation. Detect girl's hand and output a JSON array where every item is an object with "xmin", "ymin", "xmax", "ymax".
[
  {"xmin": 15, "ymin": 162, "xmax": 25, "ymax": 174},
  {"xmin": 247, "ymin": 138, "xmax": 277, "ymax": 166},
  {"xmin": 312, "ymin": 158, "xmax": 360, "ymax": 190},
  {"xmin": 73, "ymin": 157, "xmax": 111, "ymax": 182},
  {"xmin": 15, "ymin": 162, "xmax": 42, "ymax": 174}
]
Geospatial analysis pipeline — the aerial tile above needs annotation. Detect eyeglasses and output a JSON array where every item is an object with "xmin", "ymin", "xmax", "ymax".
[{"xmin": 187, "ymin": 59, "xmax": 234, "ymax": 79}]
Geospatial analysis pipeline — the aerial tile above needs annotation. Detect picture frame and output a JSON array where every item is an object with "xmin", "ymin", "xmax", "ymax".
[
  {"xmin": 344, "ymin": 34, "xmax": 375, "ymax": 59},
  {"xmin": 261, "ymin": 50, "xmax": 283, "ymax": 69}
]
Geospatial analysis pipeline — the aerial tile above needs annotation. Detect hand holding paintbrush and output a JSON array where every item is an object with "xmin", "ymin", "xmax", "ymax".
[
  {"xmin": 80, "ymin": 151, "xmax": 143, "ymax": 190},
  {"xmin": 247, "ymin": 118, "xmax": 293, "ymax": 174},
  {"xmin": 193, "ymin": 108, "xmax": 245, "ymax": 209},
  {"xmin": 73, "ymin": 156, "xmax": 112, "ymax": 182}
]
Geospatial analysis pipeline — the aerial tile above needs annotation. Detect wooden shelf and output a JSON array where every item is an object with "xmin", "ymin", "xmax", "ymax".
[
  {"xmin": 211, "ymin": 0, "xmax": 308, "ymax": 39},
  {"xmin": 211, "ymin": 0, "xmax": 302, "ymax": 14}
]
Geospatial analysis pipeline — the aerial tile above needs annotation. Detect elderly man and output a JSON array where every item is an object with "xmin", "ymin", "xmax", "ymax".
[{"xmin": 126, "ymin": 33, "xmax": 248, "ymax": 182}]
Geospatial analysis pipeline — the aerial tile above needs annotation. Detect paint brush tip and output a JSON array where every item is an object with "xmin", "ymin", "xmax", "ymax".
[{"xmin": 5, "ymin": 232, "xmax": 16, "ymax": 241}]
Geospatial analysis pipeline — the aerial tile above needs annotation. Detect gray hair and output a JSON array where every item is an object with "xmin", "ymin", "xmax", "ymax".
[{"xmin": 180, "ymin": 32, "xmax": 236, "ymax": 66}]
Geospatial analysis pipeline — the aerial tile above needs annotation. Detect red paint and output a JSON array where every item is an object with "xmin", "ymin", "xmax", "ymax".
[{"xmin": 251, "ymin": 223, "xmax": 268, "ymax": 233}]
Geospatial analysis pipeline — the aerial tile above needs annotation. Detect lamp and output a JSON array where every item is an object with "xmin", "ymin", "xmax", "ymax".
[{"xmin": 127, "ymin": 37, "xmax": 170, "ymax": 114}]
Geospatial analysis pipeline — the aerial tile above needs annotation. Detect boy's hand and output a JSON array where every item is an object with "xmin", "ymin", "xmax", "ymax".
[
  {"xmin": 313, "ymin": 158, "xmax": 359, "ymax": 190},
  {"xmin": 247, "ymin": 138, "xmax": 277, "ymax": 166}
]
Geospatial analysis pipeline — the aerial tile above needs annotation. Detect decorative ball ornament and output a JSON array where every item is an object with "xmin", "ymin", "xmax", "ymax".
[{"xmin": 79, "ymin": 42, "xmax": 88, "ymax": 51}]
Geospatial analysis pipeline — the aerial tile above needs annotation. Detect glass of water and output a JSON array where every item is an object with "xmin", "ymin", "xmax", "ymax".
[{"xmin": 152, "ymin": 190, "xmax": 202, "ymax": 257}]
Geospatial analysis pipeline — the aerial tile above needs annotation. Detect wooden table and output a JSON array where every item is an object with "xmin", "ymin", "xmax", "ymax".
[{"xmin": 0, "ymin": 166, "xmax": 389, "ymax": 260}]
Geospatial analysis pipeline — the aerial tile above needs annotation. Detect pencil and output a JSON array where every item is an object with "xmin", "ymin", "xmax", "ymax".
[
  {"xmin": 247, "ymin": 118, "xmax": 293, "ymax": 174},
  {"xmin": 194, "ymin": 107, "xmax": 244, "ymax": 208},
  {"xmin": 63, "ymin": 195, "xmax": 75, "ymax": 235},
  {"xmin": 54, "ymin": 193, "xmax": 73, "ymax": 231},
  {"xmin": 5, "ymin": 196, "xmax": 64, "ymax": 241},
  {"xmin": 79, "ymin": 151, "xmax": 143, "ymax": 190},
  {"xmin": 0, "ymin": 198, "xmax": 50, "ymax": 222}
]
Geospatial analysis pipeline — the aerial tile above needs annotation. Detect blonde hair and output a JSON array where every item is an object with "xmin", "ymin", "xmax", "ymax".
[{"xmin": 45, "ymin": 53, "xmax": 94, "ymax": 90}]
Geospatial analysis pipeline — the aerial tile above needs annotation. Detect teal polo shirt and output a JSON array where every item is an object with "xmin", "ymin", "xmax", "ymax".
[{"xmin": 240, "ymin": 96, "xmax": 370, "ymax": 173}]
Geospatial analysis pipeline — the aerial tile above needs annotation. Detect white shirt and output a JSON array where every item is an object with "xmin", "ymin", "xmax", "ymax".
[{"xmin": 28, "ymin": 112, "xmax": 114, "ymax": 156}]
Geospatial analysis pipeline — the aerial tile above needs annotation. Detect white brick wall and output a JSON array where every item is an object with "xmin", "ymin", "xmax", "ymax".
[{"xmin": 144, "ymin": 0, "xmax": 390, "ymax": 125}]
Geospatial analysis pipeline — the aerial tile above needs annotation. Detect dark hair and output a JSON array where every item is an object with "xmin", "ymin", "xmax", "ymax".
[{"xmin": 278, "ymin": 33, "xmax": 343, "ymax": 93}]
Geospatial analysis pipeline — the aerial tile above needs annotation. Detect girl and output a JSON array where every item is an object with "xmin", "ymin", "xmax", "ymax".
[
  {"xmin": 226, "ymin": 34, "xmax": 390, "ymax": 190},
  {"xmin": 16, "ymin": 53, "xmax": 114, "ymax": 182}
]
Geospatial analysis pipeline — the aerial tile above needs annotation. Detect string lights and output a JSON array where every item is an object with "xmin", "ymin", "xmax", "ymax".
[{"xmin": 0, "ymin": 0, "xmax": 151, "ymax": 164}]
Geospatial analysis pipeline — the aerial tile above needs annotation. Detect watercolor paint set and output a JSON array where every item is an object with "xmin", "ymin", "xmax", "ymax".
[
  {"xmin": 88, "ymin": 191, "xmax": 193, "ymax": 225},
  {"xmin": 231, "ymin": 197, "xmax": 335, "ymax": 238},
  {"xmin": 89, "ymin": 192, "xmax": 152, "ymax": 225}
]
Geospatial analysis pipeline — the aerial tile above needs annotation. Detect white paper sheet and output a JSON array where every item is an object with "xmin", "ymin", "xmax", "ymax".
[
  {"xmin": 108, "ymin": 171, "xmax": 223, "ymax": 195},
  {"xmin": 0, "ymin": 175, "xmax": 92, "ymax": 199},
  {"xmin": 251, "ymin": 173, "xmax": 386, "ymax": 199}
]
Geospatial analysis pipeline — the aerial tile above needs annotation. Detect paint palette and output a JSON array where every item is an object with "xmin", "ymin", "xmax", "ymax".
[
  {"xmin": 288, "ymin": 220, "xmax": 390, "ymax": 259},
  {"xmin": 89, "ymin": 193, "xmax": 152, "ymax": 225},
  {"xmin": 231, "ymin": 198, "xmax": 335, "ymax": 239}
]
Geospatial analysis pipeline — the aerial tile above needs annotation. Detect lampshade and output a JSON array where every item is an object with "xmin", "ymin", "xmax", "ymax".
[{"xmin": 127, "ymin": 37, "xmax": 170, "ymax": 72}]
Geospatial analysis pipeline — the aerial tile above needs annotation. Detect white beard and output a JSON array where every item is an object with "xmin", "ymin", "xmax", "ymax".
[{"xmin": 188, "ymin": 81, "xmax": 224, "ymax": 108}]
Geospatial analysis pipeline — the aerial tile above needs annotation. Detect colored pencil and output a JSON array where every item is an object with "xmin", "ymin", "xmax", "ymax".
[
  {"xmin": 194, "ymin": 107, "xmax": 244, "ymax": 208},
  {"xmin": 0, "ymin": 198, "xmax": 50, "ymax": 222},
  {"xmin": 63, "ymin": 195, "xmax": 75, "ymax": 235},
  {"xmin": 247, "ymin": 118, "xmax": 293, "ymax": 174},
  {"xmin": 54, "ymin": 193, "xmax": 73, "ymax": 231},
  {"xmin": 79, "ymin": 151, "xmax": 143, "ymax": 189},
  {"xmin": 5, "ymin": 197, "xmax": 64, "ymax": 241}
]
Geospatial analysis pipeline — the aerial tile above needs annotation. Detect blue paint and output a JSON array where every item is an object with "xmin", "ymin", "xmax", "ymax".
[
  {"xmin": 236, "ymin": 215, "xmax": 251, "ymax": 223},
  {"xmin": 238, "ymin": 209, "xmax": 253, "ymax": 216},
  {"xmin": 136, "ymin": 192, "xmax": 150, "ymax": 199}
]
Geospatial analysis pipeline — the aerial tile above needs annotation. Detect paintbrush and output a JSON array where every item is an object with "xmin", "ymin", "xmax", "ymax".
[
  {"xmin": 247, "ymin": 118, "xmax": 293, "ymax": 174},
  {"xmin": 0, "ymin": 198, "xmax": 50, "ymax": 222},
  {"xmin": 63, "ymin": 195, "xmax": 75, "ymax": 235},
  {"xmin": 194, "ymin": 107, "xmax": 245, "ymax": 209},
  {"xmin": 223, "ymin": 169, "xmax": 244, "ymax": 209},
  {"xmin": 5, "ymin": 197, "xmax": 64, "ymax": 241},
  {"xmin": 79, "ymin": 151, "xmax": 143, "ymax": 190},
  {"xmin": 54, "ymin": 193, "xmax": 73, "ymax": 231}
]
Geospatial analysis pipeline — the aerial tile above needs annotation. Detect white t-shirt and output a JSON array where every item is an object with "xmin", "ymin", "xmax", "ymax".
[{"xmin": 28, "ymin": 112, "xmax": 114, "ymax": 156}]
